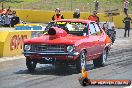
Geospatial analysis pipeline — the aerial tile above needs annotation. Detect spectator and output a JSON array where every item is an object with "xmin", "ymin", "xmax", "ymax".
[
  {"xmin": 88, "ymin": 11, "xmax": 99, "ymax": 22},
  {"xmin": 52, "ymin": 8, "xmax": 64, "ymax": 21},
  {"xmin": 73, "ymin": 9, "xmax": 80, "ymax": 19},
  {"xmin": 10, "ymin": 11, "xmax": 20, "ymax": 27},
  {"xmin": 122, "ymin": 15, "xmax": 132, "ymax": 37},
  {"xmin": 123, "ymin": 0, "xmax": 129, "ymax": 16},
  {"xmin": 0, "ymin": 14, "xmax": 3, "ymax": 26},
  {"xmin": 2, "ymin": 12, "xmax": 10, "ymax": 27}
]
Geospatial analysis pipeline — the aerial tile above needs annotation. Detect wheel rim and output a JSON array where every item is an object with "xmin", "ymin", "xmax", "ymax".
[
  {"xmin": 81, "ymin": 52, "xmax": 86, "ymax": 67},
  {"xmin": 30, "ymin": 60, "xmax": 36, "ymax": 67},
  {"xmin": 102, "ymin": 50, "xmax": 107, "ymax": 64},
  {"xmin": 31, "ymin": 61, "xmax": 34, "ymax": 66}
]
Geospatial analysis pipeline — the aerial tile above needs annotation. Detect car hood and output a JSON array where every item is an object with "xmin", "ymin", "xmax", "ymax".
[{"xmin": 24, "ymin": 34, "xmax": 86, "ymax": 45}]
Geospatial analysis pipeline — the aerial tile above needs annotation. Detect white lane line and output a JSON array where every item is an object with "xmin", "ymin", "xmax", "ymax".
[{"xmin": 0, "ymin": 55, "xmax": 25, "ymax": 62}]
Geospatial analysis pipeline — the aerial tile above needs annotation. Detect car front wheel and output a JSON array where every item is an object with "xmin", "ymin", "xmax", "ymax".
[
  {"xmin": 93, "ymin": 49, "xmax": 108, "ymax": 67},
  {"xmin": 26, "ymin": 58, "xmax": 37, "ymax": 72}
]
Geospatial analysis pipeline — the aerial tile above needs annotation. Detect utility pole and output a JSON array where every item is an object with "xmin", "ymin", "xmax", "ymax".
[
  {"xmin": 70, "ymin": 0, "xmax": 73, "ymax": 11},
  {"xmin": 2, "ymin": 3, "xmax": 4, "ymax": 9}
]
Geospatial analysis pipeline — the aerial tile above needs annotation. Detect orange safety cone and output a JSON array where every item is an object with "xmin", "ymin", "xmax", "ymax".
[
  {"xmin": 79, "ymin": 66, "xmax": 91, "ymax": 86},
  {"xmin": 84, "ymin": 71, "xmax": 88, "ymax": 78}
]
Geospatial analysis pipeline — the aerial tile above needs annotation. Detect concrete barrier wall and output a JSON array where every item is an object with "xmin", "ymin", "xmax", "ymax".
[
  {"xmin": 16, "ymin": 10, "xmax": 132, "ymax": 28},
  {"xmin": 0, "ymin": 42, "xmax": 4, "ymax": 56},
  {"xmin": 0, "ymin": 31, "xmax": 9, "ymax": 56},
  {"xmin": 0, "ymin": 30, "xmax": 31, "ymax": 57}
]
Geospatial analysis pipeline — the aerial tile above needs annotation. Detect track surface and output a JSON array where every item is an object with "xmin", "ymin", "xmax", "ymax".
[{"xmin": 0, "ymin": 29, "xmax": 132, "ymax": 88}]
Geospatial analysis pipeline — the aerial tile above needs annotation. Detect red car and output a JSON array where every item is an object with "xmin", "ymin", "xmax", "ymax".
[{"xmin": 23, "ymin": 19, "xmax": 112, "ymax": 72}]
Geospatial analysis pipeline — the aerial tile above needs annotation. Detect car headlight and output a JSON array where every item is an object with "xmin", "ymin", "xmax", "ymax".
[
  {"xmin": 24, "ymin": 45, "xmax": 31, "ymax": 51},
  {"xmin": 67, "ymin": 46, "xmax": 74, "ymax": 52}
]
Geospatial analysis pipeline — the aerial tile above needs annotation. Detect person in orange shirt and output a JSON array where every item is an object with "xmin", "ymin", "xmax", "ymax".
[
  {"xmin": 52, "ymin": 8, "xmax": 64, "ymax": 21},
  {"xmin": 88, "ymin": 11, "xmax": 99, "ymax": 22}
]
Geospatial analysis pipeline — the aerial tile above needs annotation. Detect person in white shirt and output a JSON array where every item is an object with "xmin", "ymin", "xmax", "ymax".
[{"xmin": 124, "ymin": 0, "xmax": 129, "ymax": 16}]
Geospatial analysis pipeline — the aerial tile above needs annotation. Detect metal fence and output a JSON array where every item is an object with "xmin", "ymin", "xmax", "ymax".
[{"xmin": 1, "ymin": 0, "xmax": 132, "ymax": 13}]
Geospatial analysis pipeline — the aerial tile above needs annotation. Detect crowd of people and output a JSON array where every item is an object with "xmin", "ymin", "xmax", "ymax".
[
  {"xmin": 52, "ymin": 8, "xmax": 99, "ymax": 22},
  {"xmin": 0, "ymin": 9, "xmax": 20, "ymax": 27},
  {"xmin": 52, "ymin": 0, "xmax": 132, "ymax": 37}
]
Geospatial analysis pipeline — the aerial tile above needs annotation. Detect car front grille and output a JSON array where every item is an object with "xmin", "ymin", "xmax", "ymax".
[{"xmin": 31, "ymin": 44, "xmax": 65, "ymax": 52}]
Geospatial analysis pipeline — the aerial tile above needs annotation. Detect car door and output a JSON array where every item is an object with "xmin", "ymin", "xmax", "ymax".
[
  {"xmin": 93, "ymin": 23, "xmax": 105, "ymax": 55},
  {"xmin": 88, "ymin": 23, "xmax": 99, "ymax": 59},
  {"xmin": 82, "ymin": 24, "xmax": 93, "ymax": 60}
]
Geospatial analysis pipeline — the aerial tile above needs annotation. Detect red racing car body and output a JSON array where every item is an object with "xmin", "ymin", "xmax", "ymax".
[{"xmin": 23, "ymin": 19, "xmax": 112, "ymax": 72}]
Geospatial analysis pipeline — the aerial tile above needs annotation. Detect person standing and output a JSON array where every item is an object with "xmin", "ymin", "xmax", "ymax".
[
  {"xmin": 2, "ymin": 12, "xmax": 10, "ymax": 27},
  {"xmin": 123, "ymin": 15, "xmax": 132, "ymax": 37},
  {"xmin": 10, "ymin": 11, "xmax": 20, "ymax": 27},
  {"xmin": 73, "ymin": 9, "xmax": 80, "ymax": 19},
  {"xmin": 52, "ymin": 8, "xmax": 64, "ymax": 21},
  {"xmin": 124, "ymin": 0, "xmax": 129, "ymax": 16},
  {"xmin": 88, "ymin": 11, "xmax": 99, "ymax": 22}
]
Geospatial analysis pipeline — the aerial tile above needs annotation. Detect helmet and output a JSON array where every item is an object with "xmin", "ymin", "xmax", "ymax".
[
  {"xmin": 12, "ymin": 11, "xmax": 16, "ymax": 14},
  {"xmin": 55, "ymin": 8, "xmax": 60, "ymax": 12}
]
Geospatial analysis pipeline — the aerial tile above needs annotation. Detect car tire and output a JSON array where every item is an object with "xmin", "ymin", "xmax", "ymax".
[
  {"xmin": 26, "ymin": 58, "xmax": 37, "ymax": 72},
  {"xmin": 76, "ymin": 51, "xmax": 86, "ymax": 73},
  {"xmin": 93, "ymin": 49, "xmax": 108, "ymax": 67}
]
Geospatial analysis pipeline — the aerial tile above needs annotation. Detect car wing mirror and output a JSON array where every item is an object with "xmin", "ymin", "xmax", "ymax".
[{"xmin": 83, "ymin": 33, "xmax": 87, "ymax": 36}]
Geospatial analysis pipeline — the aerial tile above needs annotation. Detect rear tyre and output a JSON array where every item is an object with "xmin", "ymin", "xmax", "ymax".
[
  {"xmin": 26, "ymin": 59, "xmax": 37, "ymax": 72},
  {"xmin": 76, "ymin": 51, "xmax": 86, "ymax": 73},
  {"xmin": 93, "ymin": 49, "xmax": 108, "ymax": 68}
]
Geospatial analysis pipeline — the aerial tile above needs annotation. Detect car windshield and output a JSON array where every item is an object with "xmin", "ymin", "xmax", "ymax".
[{"xmin": 45, "ymin": 21, "xmax": 87, "ymax": 36}]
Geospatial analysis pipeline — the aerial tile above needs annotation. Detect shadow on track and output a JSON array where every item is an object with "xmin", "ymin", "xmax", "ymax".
[{"xmin": 14, "ymin": 64, "xmax": 94, "ymax": 76}]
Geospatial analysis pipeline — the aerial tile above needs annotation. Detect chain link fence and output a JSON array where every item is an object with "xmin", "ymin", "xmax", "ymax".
[{"xmin": 1, "ymin": 0, "xmax": 132, "ymax": 13}]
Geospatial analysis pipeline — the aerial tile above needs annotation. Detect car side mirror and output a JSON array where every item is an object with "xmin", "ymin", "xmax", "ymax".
[{"xmin": 83, "ymin": 33, "xmax": 87, "ymax": 36}]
